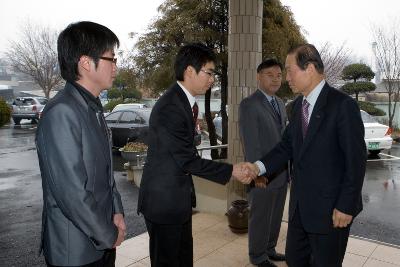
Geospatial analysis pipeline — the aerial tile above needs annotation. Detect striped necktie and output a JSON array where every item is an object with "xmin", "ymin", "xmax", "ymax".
[{"xmin": 301, "ymin": 99, "xmax": 310, "ymax": 138}]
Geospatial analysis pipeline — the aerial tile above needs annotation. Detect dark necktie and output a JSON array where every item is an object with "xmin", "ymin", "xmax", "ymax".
[
  {"xmin": 192, "ymin": 102, "xmax": 198, "ymax": 124},
  {"xmin": 301, "ymin": 99, "xmax": 310, "ymax": 138},
  {"xmin": 270, "ymin": 97, "xmax": 281, "ymax": 121}
]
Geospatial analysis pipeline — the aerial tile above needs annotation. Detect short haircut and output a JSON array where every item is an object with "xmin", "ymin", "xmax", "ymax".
[
  {"xmin": 257, "ymin": 58, "xmax": 283, "ymax": 73},
  {"xmin": 57, "ymin": 21, "xmax": 119, "ymax": 82},
  {"xmin": 288, "ymin": 44, "xmax": 324, "ymax": 74},
  {"xmin": 174, "ymin": 43, "xmax": 216, "ymax": 81}
]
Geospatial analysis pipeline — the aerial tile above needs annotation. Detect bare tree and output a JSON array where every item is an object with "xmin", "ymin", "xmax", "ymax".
[
  {"xmin": 372, "ymin": 22, "xmax": 400, "ymax": 128},
  {"xmin": 318, "ymin": 42, "xmax": 351, "ymax": 86},
  {"xmin": 5, "ymin": 22, "xmax": 62, "ymax": 98}
]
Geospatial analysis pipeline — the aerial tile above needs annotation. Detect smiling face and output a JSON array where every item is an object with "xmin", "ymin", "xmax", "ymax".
[
  {"xmin": 183, "ymin": 61, "xmax": 216, "ymax": 96},
  {"xmin": 257, "ymin": 65, "xmax": 282, "ymax": 96}
]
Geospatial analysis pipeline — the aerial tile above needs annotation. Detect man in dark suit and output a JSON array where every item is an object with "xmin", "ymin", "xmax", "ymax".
[
  {"xmin": 36, "ymin": 21, "xmax": 125, "ymax": 267},
  {"xmin": 239, "ymin": 59, "xmax": 288, "ymax": 267},
  {"xmin": 137, "ymin": 43, "xmax": 256, "ymax": 267},
  {"xmin": 251, "ymin": 44, "xmax": 366, "ymax": 266}
]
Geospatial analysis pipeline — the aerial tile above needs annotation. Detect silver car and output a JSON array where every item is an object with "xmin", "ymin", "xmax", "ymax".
[{"xmin": 11, "ymin": 97, "xmax": 48, "ymax": 124}]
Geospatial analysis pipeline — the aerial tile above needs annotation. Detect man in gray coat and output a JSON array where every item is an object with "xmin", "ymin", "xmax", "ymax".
[
  {"xmin": 36, "ymin": 21, "xmax": 125, "ymax": 267},
  {"xmin": 239, "ymin": 59, "xmax": 288, "ymax": 267}
]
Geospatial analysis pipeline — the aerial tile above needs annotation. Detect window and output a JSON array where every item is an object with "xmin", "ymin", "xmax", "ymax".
[
  {"xmin": 119, "ymin": 111, "xmax": 142, "ymax": 124},
  {"xmin": 105, "ymin": 112, "xmax": 122, "ymax": 123}
]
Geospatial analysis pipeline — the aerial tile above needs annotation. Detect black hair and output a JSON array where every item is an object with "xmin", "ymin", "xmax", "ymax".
[
  {"xmin": 174, "ymin": 43, "xmax": 216, "ymax": 81},
  {"xmin": 257, "ymin": 58, "xmax": 283, "ymax": 73},
  {"xmin": 57, "ymin": 21, "xmax": 119, "ymax": 81},
  {"xmin": 288, "ymin": 44, "xmax": 324, "ymax": 74}
]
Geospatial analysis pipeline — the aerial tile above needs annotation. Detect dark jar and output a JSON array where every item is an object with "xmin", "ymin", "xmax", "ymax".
[{"xmin": 227, "ymin": 199, "xmax": 249, "ymax": 233}]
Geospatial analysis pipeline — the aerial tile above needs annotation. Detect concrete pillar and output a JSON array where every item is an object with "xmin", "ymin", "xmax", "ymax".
[{"xmin": 227, "ymin": 0, "xmax": 263, "ymax": 207}]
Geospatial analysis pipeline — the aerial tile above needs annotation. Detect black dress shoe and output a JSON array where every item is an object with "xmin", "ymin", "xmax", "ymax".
[
  {"xmin": 268, "ymin": 252, "xmax": 286, "ymax": 261},
  {"xmin": 257, "ymin": 259, "xmax": 278, "ymax": 267}
]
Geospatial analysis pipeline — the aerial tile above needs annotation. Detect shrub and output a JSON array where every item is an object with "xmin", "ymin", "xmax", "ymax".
[
  {"xmin": 0, "ymin": 98, "xmax": 11, "ymax": 127},
  {"xmin": 357, "ymin": 101, "xmax": 386, "ymax": 116}
]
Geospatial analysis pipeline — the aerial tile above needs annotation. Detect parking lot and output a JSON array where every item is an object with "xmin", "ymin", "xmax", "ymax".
[{"xmin": 0, "ymin": 121, "xmax": 399, "ymax": 266}]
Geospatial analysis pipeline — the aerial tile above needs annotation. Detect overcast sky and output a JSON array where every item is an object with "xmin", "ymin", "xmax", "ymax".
[
  {"xmin": 1, "ymin": 0, "xmax": 399, "ymax": 66},
  {"xmin": 280, "ymin": 0, "xmax": 400, "ymax": 64}
]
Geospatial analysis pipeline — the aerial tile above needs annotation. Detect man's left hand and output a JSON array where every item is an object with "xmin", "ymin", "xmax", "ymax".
[{"xmin": 332, "ymin": 208, "xmax": 353, "ymax": 228}]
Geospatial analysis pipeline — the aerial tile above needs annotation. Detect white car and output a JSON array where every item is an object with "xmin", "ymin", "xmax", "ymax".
[
  {"xmin": 360, "ymin": 110, "xmax": 393, "ymax": 155},
  {"xmin": 112, "ymin": 103, "xmax": 149, "ymax": 112}
]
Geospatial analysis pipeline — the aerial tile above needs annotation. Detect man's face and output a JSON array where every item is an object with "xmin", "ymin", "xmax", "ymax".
[
  {"xmin": 189, "ymin": 61, "xmax": 216, "ymax": 96},
  {"xmin": 257, "ymin": 65, "xmax": 282, "ymax": 95},
  {"xmin": 91, "ymin": 50, "xmax": 117, "ymax": 92},
  {"xmin": 285, "ymin": 54, "xmax": 312, "ymax": 96}
]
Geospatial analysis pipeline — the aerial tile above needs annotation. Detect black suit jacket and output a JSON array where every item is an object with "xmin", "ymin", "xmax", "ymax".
[
  {"xmin": 138, "ymin": 83, "xmax": 233, "ymax": 224},
  {"xmin": 261, "ymin": 83, "xmax": 367, "ymax": 234}
]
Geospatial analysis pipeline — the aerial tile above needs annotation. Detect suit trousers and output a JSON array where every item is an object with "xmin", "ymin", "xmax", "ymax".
[
  {"xmin": 46, "ymin": 249, "xmax": 116, "ymax": 267},
  {"xmin": 145, "ymin": 217, "xmax": 193, "ymax": 267},
  {"xmin": 248, "ymin": 184, "xmax": 287, "ymax": 264},
  {"xmin": 285, "ymin": 206, "xmax": 350, "ymax": 267}
]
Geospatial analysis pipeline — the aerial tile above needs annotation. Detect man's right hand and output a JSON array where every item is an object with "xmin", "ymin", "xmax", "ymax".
[{"xmin": 232, "ymin": 162, "xmax": 258, "ymax": 184}]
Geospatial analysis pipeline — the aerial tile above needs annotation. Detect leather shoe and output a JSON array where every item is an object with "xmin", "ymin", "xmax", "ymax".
[
  {"xmin": 268, "ymin": 252, "xmax": 286, "ymax": 261},
  {"xmin": 257, "ymin": 259, "xmax": 278, "ymax": 267}
]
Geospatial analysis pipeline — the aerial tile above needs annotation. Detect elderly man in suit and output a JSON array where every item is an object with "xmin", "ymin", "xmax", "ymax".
[
  {"xmin": 239, "ymin": 59, "xmax": 288, "ymax": 267},
  {"xmin": 36, "ymin": 21, "xmax": 125, "ymax": 267},
  {"xmin": 137, "ymin": 43, "xmax": 256, "ymax": 267},
  {"xmin": 251, "ymin": 44, "xmax": 366, "ymax": 266}
]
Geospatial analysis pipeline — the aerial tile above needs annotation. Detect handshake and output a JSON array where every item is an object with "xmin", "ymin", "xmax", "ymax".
[{"xmin": 231, "ymin": 162, "xmax": 262, "ymax": 185}]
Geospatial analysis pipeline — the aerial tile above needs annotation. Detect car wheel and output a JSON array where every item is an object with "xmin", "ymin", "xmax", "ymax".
[
  {"xmin": 13, "ymin": 118, "xmax": 21, "ymax": 125},
  {"xmin": 369, "ymin": 149, "xmax": 382, "ymax": 156}
]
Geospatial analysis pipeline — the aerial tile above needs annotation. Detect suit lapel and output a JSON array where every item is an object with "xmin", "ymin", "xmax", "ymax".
[
  {"xmin": 299, "ymin": 84, "xmax": 330, "ymax": 159},
  {"xmin": 174, "ymin": 83, "xmax": 196, "ymax": 133},
  {"xmin": 68, "ymin": 84, "xmax": 110, "ymax": 162},
  {"xmin": 256, "ymin": 90, "xmax": 281, "ymax": 124}
]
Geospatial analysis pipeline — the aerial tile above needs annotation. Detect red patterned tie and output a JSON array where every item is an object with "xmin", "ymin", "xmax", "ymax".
[
  {"xmin": 192, "ymin": 102, "xmax": 198, "ymax": 124},
  {"xmin": 301, "ymin": 99, "xmax": 310, "ymax": 138}
]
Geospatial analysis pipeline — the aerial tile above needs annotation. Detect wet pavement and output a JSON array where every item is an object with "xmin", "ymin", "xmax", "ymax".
[{"xmin": 0, "ymin": 121, "xmax": 146, "ymax": 266}]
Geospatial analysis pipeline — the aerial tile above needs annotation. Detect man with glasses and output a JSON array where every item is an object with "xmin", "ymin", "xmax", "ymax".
[
  {"xmin": 138, "ymin": 43, "xmax": 257, "ymax": 267},
  {"xmin": 36, "ymin": 21, "xmax": 125, "ymax": 267}
]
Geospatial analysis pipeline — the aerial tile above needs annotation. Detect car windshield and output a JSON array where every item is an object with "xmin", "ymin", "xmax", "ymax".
[
  {"xmin": 37, "ymin": 98, "xmax": 48, "ymax": 105},
  {"xmin": 360, "ymin": 110, "xmax": 378, "ymax": 123},
  {"xmin": 134, "ymin": 109, "xmax": 151, "ymax": 123}
]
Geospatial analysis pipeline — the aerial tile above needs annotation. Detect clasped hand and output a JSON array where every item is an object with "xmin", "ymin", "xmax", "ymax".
[{"xmin": 232, "ymin": 162, "xmax": 260, "ymax": 184}]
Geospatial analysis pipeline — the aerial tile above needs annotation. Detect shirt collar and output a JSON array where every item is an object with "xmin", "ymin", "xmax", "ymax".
[
  {"xmin": 303, "ymin": 79, "xmax": 325, "ymax": 107},
  {"xmin": 258, "ymin": 89, "xmax": 274, "ymax": 102},
  {"xmin": 177, "ymin": 81, "xmax": 196, "ymax": 108},
  {"xmin": 70, "ymin": 81, "xmax": 103, "ymax": 112}
]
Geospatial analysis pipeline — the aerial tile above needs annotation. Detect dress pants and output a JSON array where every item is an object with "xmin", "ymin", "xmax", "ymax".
[
  {"xmin": 248, "ymin": 184, "xmax": 287, "ymax": 264},
  {"xmin": 145, "ymin": 217, "xmax": 193, "ymax": 267},
  {"xmin": 285, "ymin": 206, "xmax": 350, "ymax": 267},
  {"xmin": 46, "ymin": 249, "xmax": 116, "ymax": 267}
]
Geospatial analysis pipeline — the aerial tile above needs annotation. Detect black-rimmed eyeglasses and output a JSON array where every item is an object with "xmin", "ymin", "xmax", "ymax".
[
  {"xmin": 200, "ymin": 69, "xmax": 216, "ymax": 78},
  {"xmin": 100, "ymin": 56, "xmax": 117, "ymax": 64}
]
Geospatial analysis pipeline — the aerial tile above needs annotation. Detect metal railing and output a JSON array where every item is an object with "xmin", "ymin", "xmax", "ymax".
[{"xmin": 197, "ymin": 144, "xmax": 228, "ymax": 158}]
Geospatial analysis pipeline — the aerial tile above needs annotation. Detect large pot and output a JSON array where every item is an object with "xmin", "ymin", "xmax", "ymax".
[
  {"xmin": 119, "ymin": 148, "xmax": 147, "ymax": 165},
  {"xmin": 227, "ymin": 199, "xmax": 249, "ymax": 233}
]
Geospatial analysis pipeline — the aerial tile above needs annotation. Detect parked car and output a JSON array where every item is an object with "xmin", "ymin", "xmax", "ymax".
[
  {"xmin": 105, "ymin": 108, "xmax": 152, "ymax": 148},
  {"xmin": 360, "ymin": 110, "xmax": 393, "ymax": 155},
  {"xmin": 112, "ymin": 103, "xmax": 149, "ymax": 112},
  {"xmin": 11, "ymin": 97, "xmax": 48, "ymax": 125}
]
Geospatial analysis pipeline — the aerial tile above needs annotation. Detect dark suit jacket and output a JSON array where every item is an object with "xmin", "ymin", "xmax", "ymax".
[
  {"xmin": 239, "ymin": 90, "xmax": 288, "ymax": 189},
  {"xmin": 36, "ymin": 82, "xmax": 124, "ymax": 266},
  {"xmin": 261, "ymin": 83, "xmax": 366, "ymax": 234},
  {"xmin": 138, "ymin": 83, "xmax": 233, "ymax": 224}
]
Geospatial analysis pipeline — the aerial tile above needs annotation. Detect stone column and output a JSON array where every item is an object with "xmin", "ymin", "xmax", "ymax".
[{"xmin": 227, "ymin": 0, "xmax": 263, "ymax": 207}]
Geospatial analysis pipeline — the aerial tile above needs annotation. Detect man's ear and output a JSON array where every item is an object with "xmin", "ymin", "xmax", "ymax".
[
  {"xmin": 184, "ymin": 65, "xmax": 194, "ymax": 80},
  {"xmin": 78, "ymin": 55, "xmax": 91, "ymax": 72}
]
